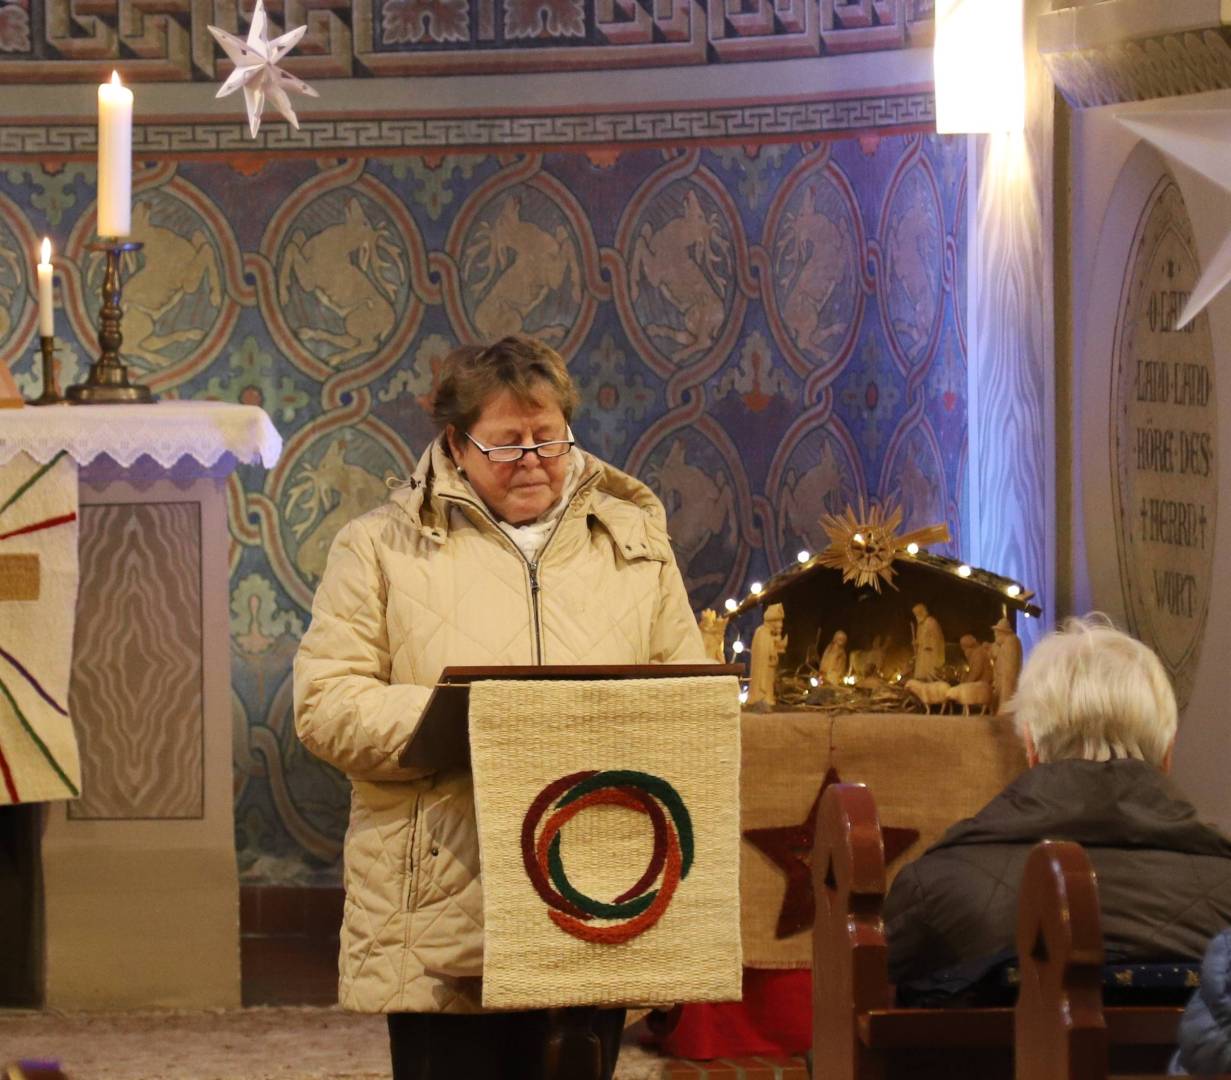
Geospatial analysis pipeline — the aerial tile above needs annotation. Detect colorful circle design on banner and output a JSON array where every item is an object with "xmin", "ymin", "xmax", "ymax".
[{"xmin": 522, "ymin": 769, "xmax": 693, "ymax": 944}]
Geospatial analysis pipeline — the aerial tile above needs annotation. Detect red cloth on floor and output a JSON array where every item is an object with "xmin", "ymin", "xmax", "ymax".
[{"xmin": 655, "ymin": 969, "xmax": 812, "ymax": 1060}]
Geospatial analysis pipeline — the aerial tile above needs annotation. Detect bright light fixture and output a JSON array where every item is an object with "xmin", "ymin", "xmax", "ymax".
[
  {"xmin": 934, "ymin": 0, "xmax": 1025, "ymax": 134},
  {"xmin": 749, "ymin": 581, "xmax": 762, "ymax": 595},
  {"xmin": 724, "ymin": 597, "xmax": 738, "ymax": 612},
  {"xmin": 797, "ymin": 550, "xmax": 810, "ymax": 564},
  {"xmin": 906, "ymin": 542, "xmax": 919, "ymax": 555},
  {"xmin": 957, "ymin": 564, "xmax": 972, "ymax": 578},
  {"xmin": 1006, "ymin": 583, "xmax": 1021, "ymax": 598},
  {"xmin": 732, "ymin": 639, "xmax": 745, "ymax": 654}
]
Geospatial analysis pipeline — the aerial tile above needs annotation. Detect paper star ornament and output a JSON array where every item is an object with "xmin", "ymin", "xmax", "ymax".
[
  {"xmin": 208, "ymin": 0, "xmax": 319, "ymax": 139},
  {"xmin": 1118, "ymin": 109, "xmax": 1231, "ymax": 329}
]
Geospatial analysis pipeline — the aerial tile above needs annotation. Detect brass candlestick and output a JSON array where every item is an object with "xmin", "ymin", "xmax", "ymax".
[
  {"xmin": 30, "ymin": 335, "xmax": 62, "ymax": 406},
  {"xmin": 66, "ymin": 238, "xmax": 153, "ymax": 404}
]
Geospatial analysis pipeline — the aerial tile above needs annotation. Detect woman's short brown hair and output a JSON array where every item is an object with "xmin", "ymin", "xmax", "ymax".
[{"xmin": 431, "ymin": 335, "xmax": 580, "ymax": 435}]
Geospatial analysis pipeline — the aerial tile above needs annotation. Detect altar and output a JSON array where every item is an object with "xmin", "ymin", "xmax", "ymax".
[
  {"xmin": 0, "ymin": 402, "xmax": 280, "ymax": 1009},
  {"xmin": 660, "ymin": 709, "xmax": 1028, "ymax": 1059}
]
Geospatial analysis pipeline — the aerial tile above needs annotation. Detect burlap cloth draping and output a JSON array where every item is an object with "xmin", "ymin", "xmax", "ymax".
[
  {"xmin": 0, "ymin": 450, "xmax": 81, "ymax": 805},
  {"xmin": 740, "ymin": 711, "xmax": 1027, "ymax": 968},
  {"xmin": 469, "ymin": 676, "xmax": 743, "ymax": 1010}
]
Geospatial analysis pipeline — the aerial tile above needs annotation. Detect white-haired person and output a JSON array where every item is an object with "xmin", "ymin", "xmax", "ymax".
[{"xmin": 884, "ymin": 615, "xmax": 1231, "ymax": 999}]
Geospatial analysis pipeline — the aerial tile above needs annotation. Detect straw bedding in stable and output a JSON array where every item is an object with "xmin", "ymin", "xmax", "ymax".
[{"xmin": 469, "ymin": 675, "xmax": 742, "ymax": 1010}]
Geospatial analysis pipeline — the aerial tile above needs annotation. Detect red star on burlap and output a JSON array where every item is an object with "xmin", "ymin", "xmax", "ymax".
[{"xmin": 743, "ymin": 766, "xmax": 920, "ymax": 939}]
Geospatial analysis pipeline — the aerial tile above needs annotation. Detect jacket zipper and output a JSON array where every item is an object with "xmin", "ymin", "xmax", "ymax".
[
  {"xmin": 405, "ymin": 793, "xmax": 421, "ymax": 910},
  {"xmin": 528, "ymin": 560, "xmax": 543, "ymax": 662},
  {"xmin": 440, "ymin": 491, "xmax": 582, "ymax": 665}
]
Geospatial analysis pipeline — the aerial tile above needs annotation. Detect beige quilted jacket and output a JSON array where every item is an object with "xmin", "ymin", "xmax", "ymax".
[{"xmin": 294, "ymin": 437, "xmax": 706, "ymax": 1014}]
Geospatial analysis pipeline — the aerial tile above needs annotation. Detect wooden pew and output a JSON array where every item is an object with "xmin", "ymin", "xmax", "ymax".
[
  {"xmin": 1014, "ymin": 838, "xmax": 1112, "ymax": 1080},
  {"xmin": 812, "ymin": 782, "xmax": 1187, "ymax": 1080}
]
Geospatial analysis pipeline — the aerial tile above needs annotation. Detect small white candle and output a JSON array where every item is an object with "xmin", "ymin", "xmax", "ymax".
[
  {"xmin": 97, "ymin": 70, "xmax": 132, "ymax": 238},
  {"xmin": 37, "ymin": 238, "xmax": 54, "ymax": 337}
]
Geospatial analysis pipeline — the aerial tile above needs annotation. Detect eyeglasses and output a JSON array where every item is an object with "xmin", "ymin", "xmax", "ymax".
[{"xmin": 465, "ymin": 431, "xmax": 575, "ymax": 463}]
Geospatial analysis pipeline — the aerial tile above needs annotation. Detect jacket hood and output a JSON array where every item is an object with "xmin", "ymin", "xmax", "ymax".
[
  {"xmin": 387, "ymin": 434, "xmax": 674, "ymax": 558},
  {"xmin": 932, "ymin": 758, "xmax": 1231, "ymax": 857}
]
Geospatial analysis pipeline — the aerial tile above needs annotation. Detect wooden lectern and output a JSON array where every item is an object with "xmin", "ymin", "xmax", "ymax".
[
  {"xmin": 400, "ymin": 663, "xmax": 742, "ymax": 1080},
  {"xmin": 399, "ymin": 663, "xmax": 743, "ymax": 771}
]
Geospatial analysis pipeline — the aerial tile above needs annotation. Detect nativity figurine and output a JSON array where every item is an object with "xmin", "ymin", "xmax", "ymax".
[
  {"xmin": 992, "ymin": 616, "xmax": 1023, "ymax": 712},
  {"xmin": 697, "ymin": 608, "xmax": 730, "ymax": 664},
  {"xmin": 819, "ymin": 629, "xmax": 849, "ymax": 686},
  {"xmin": 911, "ymin": 602, "xmax": 945, "ymax": 679},
  {"xmin": 747, "ymin": 603, "xmax": 788, "ymax": 709}
]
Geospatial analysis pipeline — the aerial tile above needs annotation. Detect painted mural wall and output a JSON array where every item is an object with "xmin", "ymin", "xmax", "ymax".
[{"xmin": 0, "ymin": 132, "xmax": 967, "ymax": 879}]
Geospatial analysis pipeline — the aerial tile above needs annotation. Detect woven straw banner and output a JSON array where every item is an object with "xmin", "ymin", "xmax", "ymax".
[
  {"xmin": 469, "ymin": 676, "xmax": 742, "ymax": 1009},
  {"xmin": 0, "ymin": 451, "xmax": 82, "ymax": 805},
  {"xmin": 740, "ymin": 711, "xmax": 1027, "ymax": 968}
]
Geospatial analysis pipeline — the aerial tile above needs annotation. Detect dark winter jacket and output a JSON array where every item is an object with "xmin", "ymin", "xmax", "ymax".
[
  {"xmin": 1174, "ymin": 930, "xmax": 1231, "ymax": 1076},
  {"xmin": 885, "ymin": 759, "xmax": 1231, "ymax": 988}
]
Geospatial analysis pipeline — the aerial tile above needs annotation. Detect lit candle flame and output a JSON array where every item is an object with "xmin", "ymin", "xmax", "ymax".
[
  {"xmin": 39, "ymin": 237, "xmax": 51, "ymax": 265},
  {"xmin": 111, "ymin": 70, "xmax": 122, "ymax": 87}
]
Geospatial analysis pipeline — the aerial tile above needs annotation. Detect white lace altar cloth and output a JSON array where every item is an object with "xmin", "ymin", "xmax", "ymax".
[{"xmin": 0, "ymin": 401, "xmax": 282, "ymax": 469}]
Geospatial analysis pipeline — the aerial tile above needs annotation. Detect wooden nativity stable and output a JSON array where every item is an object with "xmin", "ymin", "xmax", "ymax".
[{"xmin": 729, "ymin": 543, "xmax": 1042, "ymax": 711}]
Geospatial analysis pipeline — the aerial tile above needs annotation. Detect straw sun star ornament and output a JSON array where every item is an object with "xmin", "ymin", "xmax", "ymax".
[
  {"xmin": 814, "ymin": 501, "xmax": 950, "ymax": 592},
  {"xmin": 208, "ymin": 0, "xmax": 319, "ymax": 139}
]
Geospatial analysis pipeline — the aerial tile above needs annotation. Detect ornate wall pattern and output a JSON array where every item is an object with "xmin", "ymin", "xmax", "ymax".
[
  {"xmin": 0, "ymin": 94, "xmax": 937, "ymax": 156},
  {"xmin": 0, "ymin": 132, "xmax": 966, "ymax": 877},
  {"xmin": 1041, "ymin": 30, "xmax": 1231, "ymax": 108},
  {"xmin": 0, "ymin": 1, "xmax": 934, "ymax": 80}
]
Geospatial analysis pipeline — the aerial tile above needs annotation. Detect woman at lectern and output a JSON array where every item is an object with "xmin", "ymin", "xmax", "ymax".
[{"xmin": 294, "ymin": 334, "xmax": 706, "ymax": 1080}]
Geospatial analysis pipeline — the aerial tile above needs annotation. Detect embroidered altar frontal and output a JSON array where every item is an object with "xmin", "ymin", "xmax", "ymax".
[
  {"xmin": 469, "ymin": 676, "xmax": 742, "ymax": 1009},
  {"xmin": 0, "ymin": 451, "xmax": 81, "ymax": 805}
]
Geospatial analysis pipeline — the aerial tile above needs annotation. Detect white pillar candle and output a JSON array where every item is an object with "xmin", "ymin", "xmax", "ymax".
[
  {"xmin": 97, "ymin": 70, "xmax": 132, "ymax": 238},
  {"xmin": 37, "ymin": 238, "xmax": 54, "ymax": 337}
]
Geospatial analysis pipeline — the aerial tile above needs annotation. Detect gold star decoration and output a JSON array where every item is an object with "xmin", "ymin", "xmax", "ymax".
[
  {"xmin": 814, "ymin": 499, "xmax": 950, "ymax": 592},
  {"xmin": 208, "ymin": 0, "xmax": 319, "ymax": 139}
]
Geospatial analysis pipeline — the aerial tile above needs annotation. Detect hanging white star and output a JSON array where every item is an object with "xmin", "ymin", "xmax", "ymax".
[
  {"xmin": 1118, "ymin": 108, "xmax": 1231, "ymax": 330},
  {"xmin": 208, "ymin": 0, "xmax": 319, "ymax": 139}
]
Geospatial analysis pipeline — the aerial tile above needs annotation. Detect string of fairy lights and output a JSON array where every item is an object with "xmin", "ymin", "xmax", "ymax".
[{"xmin": 719, "ymin": 541, "xmax": 1038, "ymax": 661}]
